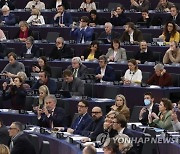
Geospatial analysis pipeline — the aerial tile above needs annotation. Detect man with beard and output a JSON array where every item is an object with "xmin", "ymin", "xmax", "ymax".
[{"xmin": 32, "ymin": 71, "xmax": 57, "ymax": 94}]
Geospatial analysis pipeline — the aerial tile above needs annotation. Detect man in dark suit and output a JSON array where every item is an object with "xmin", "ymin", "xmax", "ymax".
[
  {"xmin": 98, "ymin": 22, "xmax": 120, "ymax": 44},
  {"xmin": 67, "ymin": 57, "xmax": 88, "ymax": 79},
  {"xmin": 139, "ymin": 92, "xmax": 159, "ymax": 125},
  {"xmin": 121, "ymin": 22, "xmax": 143, "ymax": 44},
  {"xmin": 37, "ymin": 95, "xmax": 67, "ymax": 128},
  {"xmin": 95, "ymin": 55, "xmax": 115, "ymax": 82},
  {"xmin": 81, "ymin": 107, "xmax": 104, "ymax": 141},
  {"xmin": 66, "ymin": 100, "xmax": 92, "ymax": 135},
  {"xmin": 70, "ymin": 16, "xmax": 94, "ymax": 43},
  {"xmin": 20, "ymin": 36, "xmax": 39, "ymax": 58},
  {"xmin": 32, "ymin": 71, "xmax": 57, "ymax": 94},
  {"xmin": 53, "ymin": 4, "xmax": 72, "ymax": 27},
  {"xmin": 166, "ymin": 5, "xmax": 180, "ymax": 26},
  {"xmin": 0, "ymin": 5, "xmax": 16, "ymax": 25},
  {"xmin": 8, "ymin": 121, "xmax": 36, "ymax": 154},
  {"xmin": 61, "ymin": 69, "xmax": 84, "ymax": 96},
  {"xmin": 49, "ymin": 37, "xmax": 74, "ymax": 59},
  {"xmin": 0, "ymin": 118, "xmax": 10, "ymax": 145}
]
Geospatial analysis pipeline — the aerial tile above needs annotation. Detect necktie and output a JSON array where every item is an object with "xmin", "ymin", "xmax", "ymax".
[
  {"xmin": 59, "ymin": 16, "xmax": 63, "ymax": 24},
  {"xmin": 49, "ymin": 111, "xmax": 54, "ymax": 129},
  {"xmin": 80, "ymin": 29, "xmax": 84, "ymax": 43},
  {"xmin": 75, "ymin": 116, "xmax": 83, "ymax": 130},
  {"xmin": 73, "ymin": 69, "xmax": 78, "ymax": 77},
  {"xmin": 9, "ymin": 140, "xmax": 14, "ymax": 151},
  {"xmin": 173, "ymin": 16, "xmax": 176, "ymax": 21}
]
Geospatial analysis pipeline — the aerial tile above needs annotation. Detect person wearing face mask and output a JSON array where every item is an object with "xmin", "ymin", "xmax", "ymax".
[{"xmin": 139, "ymin": 92, "xmax": 159, "ymax": 125}]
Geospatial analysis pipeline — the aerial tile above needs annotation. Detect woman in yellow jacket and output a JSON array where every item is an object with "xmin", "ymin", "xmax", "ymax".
[{"xmin": 159, "ymin": 21, "xmax": 180, "ymax": 44}]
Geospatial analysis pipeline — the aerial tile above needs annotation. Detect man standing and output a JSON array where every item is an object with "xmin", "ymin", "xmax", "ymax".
[{"xmin": 8, "ymin": 121, "xmax": 36, "ymax": 154}]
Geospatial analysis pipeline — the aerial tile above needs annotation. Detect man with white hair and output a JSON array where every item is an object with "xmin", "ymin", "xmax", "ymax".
[
  {"xmin": 147, "ymin": 63, "xmax": 172, "ymax": 87},
  {"xmin": 67, "ymin": 57, "xmax": 88, "ymax": 79},
  {"xmin": 25, "ymin": 0, "xmax": 45, "ymax": 10},
  {"xmin": 0, "ymin": 5, "xmax": 16, "ymax": 25},
  {"xmin": 98, "ymin": 22, "xmax": 120, "ymax": 43}
]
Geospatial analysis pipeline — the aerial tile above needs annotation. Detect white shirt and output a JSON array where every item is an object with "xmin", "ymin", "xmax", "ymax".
[
  {"xmin": 80, "ymin": 26, "xmax": 88, "ymax": 43},
  {"xmin": 56, "ymin": 0, "xmax": 62, "ymax": 8},
  {"xmin": 100, "ymin": 66, "xmax": 106, "ymax": 82},
  {"xmin": 25, "ymin": 1, "xmax": 45, "ymax": 10},
  {"xmin": 129, "ymin": 31, "xmax": 134, "ymax": 43},
  {"xmin": 113, "ymin": 51, "xmax": 118, "ymax": 59},
  {"xmin": 26, "ymin": 45, "xmax": 33, "ymax": 54},
  {"xmin": 124, "ymin": 69, "xmax": 142, "ymax": 83},
  {"xmin": 27, "ymin": 15, "xmax": 45, "ymax": 25},
  {"xmin": 118, "ymin": 128, "xmax": 125, "ymax": 134}
]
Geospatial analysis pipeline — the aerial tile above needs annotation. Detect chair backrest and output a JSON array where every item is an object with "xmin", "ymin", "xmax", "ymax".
[
  {"xmin": 4, "ymin": 31, "xmax": 9, "ymax": 39},
  {"xmin": 87, "ymin": 68, "xmax": 95, "ymax": 74},
  {"xmin": 152, "ymin": 51, "xmax": 161, "ymax": 62},
  {"xmin": 51, "ymin": 67, "xmax": 62, "ymax": 78},
  {"xmin": 143, "ymin": 33, "xmax": 152, "ymax": 43},
  {"xmin": 103, "ymin": 86, "xmax": 120, "ymax": 99},
  {"xmin": 39, "ymin": 141, "xmax": 50, "ymax": 154},
  {"xmin": 5, "ymin": 47, "xmax": 15, "ymax": 56},
  {"xmin": 46, "ymin": 32, "xmax": 59, "ymax": 42},
  {"xmin": 170, "ymin": 73, "xmax": 180, "ymax": 87},
  {"xmin": 142, "ymin": 72, "xmax": 151, "ymax": 83},
  {"xmin": 129, "ymin": 106, "xmax": 143, "ymax": 122},
  {"xmin": 126, "ymin": 51, "xmax": 135, "ymax": 60},
  {"xmin": 28, "ymin": 134, "xmax": 39, "ymax": 154},
  {"xmin": 32, "ymin": 31, "xmax": 40, "ymax": 40},
  {"xmin": 108, "ymin": 3, "xmax": 122, "ymax": 11},
  {"xmin": 25, "ymin": 96, "xmax": 34, "ymax": 111},
  {"xmin": 114, "ymin": 70, "xmax": 123, "ymax": 81}
]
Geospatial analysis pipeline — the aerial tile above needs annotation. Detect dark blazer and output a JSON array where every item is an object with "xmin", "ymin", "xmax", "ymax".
[
  {"xmin": 82, "ymin": 116, "xmax": 104, "ymax": 141},
  {"xmin": 98, "ymin": 31, "xmax": 120, "ymax": 42},
  {"xmin": 130, "ymin": 0, "xmax": 150, "ymax": 11},
  {"xmin": 83, "ymin": 48, "xmax": 102, "ymax": 60},
  {"xmin": 0, "ymin": 125, "xmax": 10, "ymax": 145},
  {"xmin": 123, "ymin": 127, "xmax": 134, "ymax": 138},
  {"xmin": 139, "ymin": 103, "xmax": 159, "ymax": 125},
  {"xmin": 49, "ymin": 44, "xmax": 74, "ymax": 59},
  {"xmin": 20, "ymin": 44, "xmax": 40, "ymax": 58},
  {"xmin": 0, "ymin": 13, "xmax": 16, "ymax": 25},
  {"xmin": 121, "ymin": 29, "xmax": 143, "ymax": 43},
  {"xmin": 71, "ymin": 113, "xmax": 92, "ymax": 135},
  {"xmin": 32, "ymin": 78, "xmax": 57, "ymax": 94},
  {"xmin": 15, "ymin": 28, "xmax": 33, "ymax": 39},
  {"xmin": 61, "ymin": 77, "xmax": 84, "ymax": 96},
  {"xmin": 135, "ymin": 49, "xmax": 154, "ymax": 63},
  {"xmin": 95, "ymin": 65, "xmax": 115, "ymax": 82},
  {"xmin": 110, "ymin": 13, "xmax": 128, "ymax": 26},
  {"xmin": 53, "ymin": 11, "xmax": 72, "ymax": 27},
  {"xmin": 166, "ymin": 13, "xmax": 180, "ymax": 26},
  {"xmin": 38, "ymin": 107, "xmax": 67, "ymax": 128},
  {"xmin": 67, "ymin": 64, "xmax": 88, "ymax": 80},
  {"xmin": 10, "ymin": 133, "xmax": 36, "ymax": 154},
  {"xmin": 70, "ymin": 26, "xmax": 94, "ymax": 43}
]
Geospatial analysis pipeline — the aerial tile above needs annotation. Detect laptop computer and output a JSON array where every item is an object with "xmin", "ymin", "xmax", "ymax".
[{"xmin": 58, "ymin": 90, "xmax": 71, "ymax": 98}]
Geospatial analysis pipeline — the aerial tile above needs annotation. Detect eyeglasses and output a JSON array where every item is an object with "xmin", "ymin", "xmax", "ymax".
[
  {"xmin": 91, "ymin": 111, "xmax": 101, "ymax": 114},
  {"xmin": 78, "ymin": 105, "xmax": 86, "ymax": 108}
]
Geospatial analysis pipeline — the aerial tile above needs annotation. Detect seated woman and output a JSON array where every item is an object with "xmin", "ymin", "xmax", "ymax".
[
  {"xmin": 15, "ymin": 21, "xmax": 33, "ymax": 42},
  {"xmin": 0, "ymin": 28, "xmax": 6, "ymax": 41},
  {"xmin": 33, "ymin": 85, "xmax": 50, "ymax": 113},
  {"xmin": 149, "ymin": 98, "xmax": 173, "ymax": 131},
  {"xmin": 81, "ymin": 41, "xmax": 102, "ymax": 61},
  {"xmin": 106, "ymin": 38, "xmax": 127, "ymax": 62},
  {"xmin": 2, "ymin": 77, "xmax": 27, "ymax": 110},
  {"xmin": 27, "ymin": 8, "xmax": 45, "ymax": 26},
  {"xmin": 17, "ymin": 72, "xmax": 31, "ymax": 91},
  {"xmin": 123, "ymin": 59, "xmax": 142, "ymax": 85},
  {"xmin": 159, "ymin": 21, "xmax": 180, "ymax": 44},
  {"xmin": 111, "ymin": 94, "xmax": 130, "ymax": 121},
  {"xmin": 80, "ymin": 0, "xmax": 96, "ymax": 12},
  {"xmin": 89, "ymin": 10, "xmax": 103, "ymax": 27},
  {"xmin": 32, "ymin": 56, "xmax": 51, "ymax": 76}
]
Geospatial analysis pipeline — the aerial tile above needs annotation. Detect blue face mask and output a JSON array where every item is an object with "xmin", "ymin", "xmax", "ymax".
[{"xmin": 144, "ymin": 99, "xmax": 151, "ymax": 106}]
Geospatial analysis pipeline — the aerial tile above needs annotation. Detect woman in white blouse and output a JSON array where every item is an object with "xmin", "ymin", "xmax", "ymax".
[
  {"xmin": 0, "ymin": 29, "xmax": 6, "ymax": 41},
  {"xmin": 123, "ymin": 59, "xmax": 142, "ymax": 84},
  {"xmin": 80, "ymin": 0, "xmax": 96, "ymax": 12},
  {"xmin": 27, "ymin": 8, "xmax": 45, "ymax": 26}
]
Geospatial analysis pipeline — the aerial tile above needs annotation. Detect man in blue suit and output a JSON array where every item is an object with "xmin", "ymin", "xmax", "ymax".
[
  {"xmin": 95, "ymin": 55, "xmax": 115, "ymax": 82},
  {"xmin": 67, "ymin": 100, "xmax": 92, "ymax": 135},
  {"xmin": 70, "ymin": 16, "xmax": 94, "ymax": 43},
  {"xmin": 53, "ymin": 4, "xmax": 72, "ymax": 27}
]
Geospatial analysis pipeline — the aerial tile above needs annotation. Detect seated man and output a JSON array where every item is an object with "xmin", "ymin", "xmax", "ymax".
[
  {"xmin": 49, "ymin": 37, "xmax": 74, "ymax": 60},
  {"xmin": 156, "ymin": 0, "xmax": 174, "ymax": 12},
  {"xmin": 166, "ymin": 5, "xmax": 180, "ymax": 26},
  {"xmin": 20, "ymin": 36, "xmax": 40, "ymax": 58},
  {"xmin": 139, "ymin": 92, "xmax": 159, "ymax": 125},
  {"xmin": 63, "ymin": 100, "xmax": 92, "ymax": 135},
  {"xmin": 135, "ymin": 40, "xmax": 153, "ymax": 64},
  {"xmin": 25, "ymin": 0, "xmax": 45, "ymax": 10},
  {"xmin": 147, "ymin": 63, "xmax": 172, "ymax": 87},
  {"xmin": 67, "ymin": 57, "xmax": 88, "ymax": 79},
  {"xmin": 37, "ymin": 95, "xmax": 67, "ymax": 128},
  {"xmin": 32, "ymin": 71, "xmax": 57, "ymax": 94},
  {"xmin": 163, "ymin": 41, "xmax": 180, "ymax": 64},
  {"xmin": 130, "ymin": 0, "xmax": 150, "ymax": 11},
  {"xmin": 1, "ymin": 52, "xmax": 25, "ymax": 78},
  {"xmin": 8, "ymin": 121, "xmax": 36, "ymax": 154},
  {"xmin": 61, "ymin": 69, "xmax": 84, "ymax": 96},
  {"xmin": 95, "ymin": 55, "xmax": 115, "ymax": 82},
  {"xmin": 70, "ymin": 16, "xmax": 94, "ymax": 43},
  {"xmin": 53, "ymin": 5, "xmax": 72, "ymax": 27},
  {"xmin": 98, "ymin": 22, "xmax": 120, "ymax": 43},
  {"xmin": 0, "ymin": 5, "xmax": 16, "ymax": 26},
  {"xmin": 121, "ymin": 22, "xmax": 143, "ymax": 44},
  {"xmin": 81, "ymin": 107, "xmax": 104, "ymax": 141}
]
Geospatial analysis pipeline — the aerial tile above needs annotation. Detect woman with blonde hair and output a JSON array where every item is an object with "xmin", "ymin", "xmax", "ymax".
[
  {"xmin": 111, "ymin": 94, "xmax": 130, "ymax": 121},
  {"xmin": 17, "ymin": 71, "xmax": 30, "ymax": 90},
  {"xmin": 0, "ymin": 144, "xmax": 10, "ymax": 154}
]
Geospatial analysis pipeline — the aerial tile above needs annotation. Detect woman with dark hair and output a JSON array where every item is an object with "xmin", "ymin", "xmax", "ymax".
[
  {"xmin": 2, "ymin": 77, "xmax": 27, "ymax": 110},
  {"xmin": 149, "ymin": 98, "xmax": 173, "ymax": 131},
  {"xmin": 106, "ymin": 38, "xmax": 127, "ymax": 62},
  {"xmin": 159, "ymin": 21, "xmax": 180, "ymax": 43},
  {"xmin": 81, "ymin": 41, "xmax": 102, "ymax": 61},
  {"xmin": 80, "ymin": 0, "xmax": 96, "ymax": 12},
  {"xmin": 89, "ymin": 10, "xmax": 102, "ymax": 27},
  {"xmin": 110, "ymin": 5, "xmax": 127, "ymax": 26},
  {"xmin": 32, "ymin": 56, "xmax": 52, "ymax": 76},
  {"xmin": 123, "ymin": 59, "xmax": 142, "ymax": 84}
]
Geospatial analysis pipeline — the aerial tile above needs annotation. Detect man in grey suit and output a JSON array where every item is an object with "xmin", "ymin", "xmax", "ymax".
[
  {"xmin": 61, "ymin": 69, "xmax": 84, "ymax": 96},
  {"xmin": 0, "ymin": 118, "xmax": 10, "ymax": 145},
  {"xmin": 67, "ymin": 57, "xmax": 88, "ymax": 79}
]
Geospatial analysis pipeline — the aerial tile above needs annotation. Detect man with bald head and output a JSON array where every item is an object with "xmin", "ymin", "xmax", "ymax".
[{"xmin": 82, "ymin": 106, "xmax": 104, "ymax": 141}]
